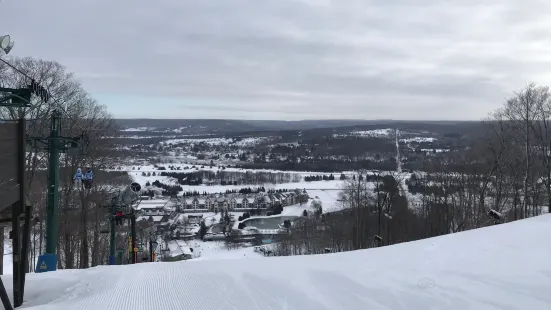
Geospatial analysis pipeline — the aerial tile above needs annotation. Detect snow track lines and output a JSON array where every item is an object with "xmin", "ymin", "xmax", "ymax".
[{"xmin": 17, "ymin": 215, "xmax": 551, "ymax": 309}]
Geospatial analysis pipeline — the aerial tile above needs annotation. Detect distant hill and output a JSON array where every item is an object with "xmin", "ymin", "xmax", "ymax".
[
  {"xmin": 114, "ymin": 119, "xmax": 264, "ymax": 135},
  {"xmin": 114, "ymin": 119, "xmax": 468, "ymax": 135}
]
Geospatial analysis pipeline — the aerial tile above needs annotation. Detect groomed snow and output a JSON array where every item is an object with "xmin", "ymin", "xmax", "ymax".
[{"xmin": 3, "ymin": 215, "xmax": 550, "ymax": 309}]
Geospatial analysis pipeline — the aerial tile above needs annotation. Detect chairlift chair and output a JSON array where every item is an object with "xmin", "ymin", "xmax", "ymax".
[{"xmin": 69, "ymin": 132, "xmax": 93, "ymax": 190}]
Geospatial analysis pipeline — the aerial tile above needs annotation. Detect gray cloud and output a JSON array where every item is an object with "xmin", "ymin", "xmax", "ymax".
[{"xmin": 2, "ymin": 0, "xmax": 551, "ymax": 119}]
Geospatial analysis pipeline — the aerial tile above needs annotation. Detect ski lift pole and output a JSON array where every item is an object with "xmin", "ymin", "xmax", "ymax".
[
  {"xmin": 131, "ymin": 211, "xmax": 137, "ymax": 264},
  {"xmin": 109, "ymin": 198, "xmax": 116, "ymax": 265},
  {"xmin": 33, "ymin": 110, "xmax": 84, "ymax": 273}
]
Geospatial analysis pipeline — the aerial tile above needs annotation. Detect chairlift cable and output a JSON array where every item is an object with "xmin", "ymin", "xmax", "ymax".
[{"xmin": 0, "ymin": 57, "xmax": 92, "ymax": 140}]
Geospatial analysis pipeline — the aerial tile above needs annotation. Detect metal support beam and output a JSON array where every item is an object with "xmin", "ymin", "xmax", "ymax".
[
  {"xmin": 0, "ymin": 87, "xmax": 32, "ymax": 108},
  {"xmin": 12, "ymin": 118, "xmax": 27, "ymax": 308},
  {"xmin": 11, "ymin": 201, "xmax": 22, "ymax": 307},
  {"xmin": 20, "ymin": 203, "xmax": 33, "ymax": 299}
]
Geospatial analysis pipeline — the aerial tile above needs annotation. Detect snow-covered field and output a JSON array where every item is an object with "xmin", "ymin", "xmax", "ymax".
[
  {"xmin": 3, "ymin": 214, "xmax": 550, "ymax": 309},
  {"xmin": 188, "ymin": 240, "xmax": 263, "ymax": 261},
  {"xmin": 400, "ymin": 137, "xmax": 436, "ymax": 143},
  {"xmin": 123, "ymin": 164, "xmax": 419, "ymax": 214},
  {"xmin": 333, "ymin": 128, "xmax": 394, "ymax": 138},
  {"xmin": 131, "ymin": 171, "xmax": 345, "ymax": 213},
  {"xmin": 119, "ymin": 164, "xmax": 365, "ymax": 175}
]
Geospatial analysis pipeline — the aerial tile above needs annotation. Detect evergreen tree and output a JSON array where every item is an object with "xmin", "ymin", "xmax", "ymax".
[{"xmin": 199, "ymin": 221, "xmax": 208, "ymax": 239}]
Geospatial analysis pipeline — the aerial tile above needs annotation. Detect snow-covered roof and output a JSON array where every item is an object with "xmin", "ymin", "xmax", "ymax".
[
  {"xmin": 140, "ymin": 200, "xmax": 167, "ymax": 205},
  {"xmin": 195, "ymin": 198, "xmax": 206, "ymax": 204},
  {"xmin": 234, "ymin": 197, "xmax": 244, "ymax": 204},
  {"xmin": 162, "ymin": 200, "xmax": 178, "ymax": 209},
  {"xmin": 135, "ymin": 199, "xmax": 167, "ymax": 210},
  {"xmin": 167, "ymin": 240, "xmax": 192, "ymax": 258},
  {"xmin": 137, "ymin": 215, "xmax": 164, "ymax": 222}
]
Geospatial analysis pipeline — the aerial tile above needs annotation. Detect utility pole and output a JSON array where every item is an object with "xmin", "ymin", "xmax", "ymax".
[{"xmin": 32, "ymin": 110, "xmax": 83, "ymax": 273}]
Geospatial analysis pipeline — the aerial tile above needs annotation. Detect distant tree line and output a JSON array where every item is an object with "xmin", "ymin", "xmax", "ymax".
[
  {"xmin": 181, "ymin": 191, "xmax": 207, "ymax": 197},
  {"xmin": 304, "ymin": 174, "xmax": 335, "ymax": 182},
  {"xmin": 176, "ymin": 187, "xmax": 291, "ymax": 197},
  {"xmin": 265, "ymin": 136, "xmax": 395, "ymax": 158},
  {"xmin": 236, "ymin": 159, "xmax": 397, "ymax": 173},
  {"xmin": 151, "ymin": 180, "xmax": 183, "ymax": 196},
  {"xmin": 227, "ymin": 187, "xmax": 266, "ymax": 194},
  {"xmin": 158, "ymin": 172, "xmax": 203, "ymax": 186},
  {"xmin": 154, "ymin": 170, "xmax": 302, "ymax": 186}
]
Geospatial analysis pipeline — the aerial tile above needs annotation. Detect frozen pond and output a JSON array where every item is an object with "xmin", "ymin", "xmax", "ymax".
[{"xmin": 242, "ymin": 216, "xmax": 298, "ymax": 229}]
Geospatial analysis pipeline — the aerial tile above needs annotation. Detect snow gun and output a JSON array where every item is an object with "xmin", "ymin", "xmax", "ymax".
[{"xmin": 118, "ymin": 182, "xmax": 142, "ymax": 206}]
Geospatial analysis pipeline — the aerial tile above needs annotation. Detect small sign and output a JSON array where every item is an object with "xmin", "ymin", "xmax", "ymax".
[
  {"xmin": 40, "ymin": 261, "xmax": 47, "ymax": 270},
  {"xmin": 134, "ymin": 247, "xmax": 139, "ymax": 252}
]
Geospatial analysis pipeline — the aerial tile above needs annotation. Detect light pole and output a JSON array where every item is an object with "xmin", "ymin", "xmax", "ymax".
[{"xmin": 0, "ymin": 35, "xmax": 15, "ymax": 55}]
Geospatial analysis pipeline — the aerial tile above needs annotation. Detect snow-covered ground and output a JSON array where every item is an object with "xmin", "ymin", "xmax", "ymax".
[
  {"xmin": 164, "ymin": 137, "xmax": 233, "ymax": 145},
  {"xmin": 187, "ymin": 240, "xmax": 263, "ymax": 261},
  {"xmin": 400, "ymin": 137, "xmax": 436, "ymax": 143},
  {"xmin": 173, "ymin": 179, "xmax": 343, "ymax": 194},
  {"xmin": 3, "ymin": 240, "xmax": 12, "ymax": 275},
  {"xmin": 2, "ymin": 214, "xmax": 550, "ymax": 309},
  {"xmin": 120, "ymin": 127, "xmax": 155, "ymax": 132},
  {"xmin": 129, "ymin": 171, "xmax": 180, "ymax": 186},
  {"xmin": 333, "ymin": 129, "xmax": 394, "ymax": 138}
]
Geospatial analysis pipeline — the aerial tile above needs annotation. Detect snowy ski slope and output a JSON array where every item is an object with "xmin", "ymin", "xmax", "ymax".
[{"xmin": 5, "ymin": 215, "xmax": 551, "ymax": 309}]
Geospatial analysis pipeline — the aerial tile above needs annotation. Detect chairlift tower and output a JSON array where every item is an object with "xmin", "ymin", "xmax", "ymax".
[
  {"xmin": 104, "ymin": 183, "xmax": 141, "ymax": 265},
  {"xmin": 29, "ymin": 110, "xmax": 86, "ymax": 273}
]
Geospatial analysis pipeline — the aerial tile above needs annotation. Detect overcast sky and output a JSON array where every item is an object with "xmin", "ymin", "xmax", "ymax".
[{"xmin": 2, "ymin": 0, "xmax": 551, "ymax": 120}]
